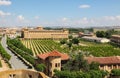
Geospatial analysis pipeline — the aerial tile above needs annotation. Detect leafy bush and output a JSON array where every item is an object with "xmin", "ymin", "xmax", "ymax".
[
  {"xmin": 89, "ymin": 62, "xmax": 99, "ymax": 70},
  {"xmin": 36, "ymin": 64, "xmax": 46, "ymax": 72},
  {"xmin": 111, "ymin": 69, "xmax": 120, "ymax": 76},
  {"xmin": 0, "ymin": 44, "xmax": 11, "ymax": 61},
  {"xmin": 72, "ymin": 38, "xmax": 79, "ymax": 44},
  {"xmin": 7, "ymin": 38, "xmax": 33, "ymax": 55},
  {"xmin": 54, "ymin": 70, "xmax": 107, "ymax": 78},
  {"xmin": 7, "ymin": 38, "xmax": 35, "ymax": 65},
  {"xmin": 60, "ymin": 39, "xmax": 67, "ymax": 44}
]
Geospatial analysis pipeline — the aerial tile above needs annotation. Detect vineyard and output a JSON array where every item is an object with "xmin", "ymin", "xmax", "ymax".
[
  {"xmin": 21, "ymin": 38, "xmax": 120, "ymax": 57},
  {"xmin": 78, "ymin": 39, "xmax": 120, "ymax": 57},
  {"xmin": 21, "ymin": 40, "xmax": 69, "ymax": 56}
]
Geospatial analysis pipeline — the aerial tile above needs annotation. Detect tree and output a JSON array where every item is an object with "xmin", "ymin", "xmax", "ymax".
[
  {"xmin": 75, "ymin": 53, "xmax": 89, "ymax": 71},
  {"xmin": 89, "ymin": 70, "xmax": 102, "ymax": 78},
  {"xmin": 69, "ymin": 35, "xmax": 73, "ymax": 39},
  {"xmin": 60, "ymin": 39, "xmax": 66, "ymax": 44},
  {"xmin": 89, "ymin": 62, "xmax": 99, "ymax": 70},
  {"xmin": 72, "ymin": 38, "xmax": 79, "ymax": 44},
  {"xmin": 96, "ymin": 31, "xmax": 106, "ymax": 38},
  {"xmin": 67, "ymin": 42, "xmax": 72, "ymax": 49},
  {"xmin": 111, "ymin": 69, "xmax": 120, "ymax": 76},
  {"xmin": 105, "ymin": 30, "xmax": 112, "ymax": 38},
  {"xmin": 63, "ymin": 53, "xmax": 89, "ymax": 72},
  {"xmin": 36, "ymin": 64, "xmax": 46, "ymax": 72},
  {"xmin": 7, "ymin": 38, "xmax": 33, "ymax": 55}
]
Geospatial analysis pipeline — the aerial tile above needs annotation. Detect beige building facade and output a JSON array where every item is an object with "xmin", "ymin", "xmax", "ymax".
[
  {"xmin": 37, "ymin": 50, "xmax": 69, "ymax": 77},
  {"xmin": 86, "ymin": 56, "xmax": 120, "ymax": 72},
  {"xmin": 0, "ymin": 69, "xmax": 48, "ymax": 78},
  {"xmin": 111, "ymin": 35, "xmax": 120, "ymax": 46},
  {"xmin": 22, "ymin": 27, "xmax": 69, "ymax": 39}
]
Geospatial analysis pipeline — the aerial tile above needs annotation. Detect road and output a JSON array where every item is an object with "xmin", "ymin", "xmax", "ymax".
[{"xmin": 1, "ymin": 36, "xmax": 28, "ymax": 69}]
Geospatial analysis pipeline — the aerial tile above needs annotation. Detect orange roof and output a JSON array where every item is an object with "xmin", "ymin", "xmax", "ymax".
[
  {"xmin": 85, "ymin": 56, "xmax": 120, "ymax": 65},
  {"xmin": 38, "ymin": 50, "xmax": 69, "ymax": 60}
]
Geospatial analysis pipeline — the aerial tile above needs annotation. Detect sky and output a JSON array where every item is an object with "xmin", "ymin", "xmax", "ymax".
[{"xmin": 0, "ymin": 0, "xmax": 120, "ymax": 27}]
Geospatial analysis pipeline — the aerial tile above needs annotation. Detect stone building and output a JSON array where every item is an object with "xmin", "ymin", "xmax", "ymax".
[
  {"xmin": 111, "ymin": 35, "xmax": 120, "ymax": 46},
  {"xmin": 82, "ymin": 36, "xmax": 110, "ymax": 43},
  {"xmin": 0, "ymin": 69, "xmax": 48, "ymax": 78},
  {"xmin": 79, "ymin": 32, "xmax": 94, "ymax": 37},
  {"xmin": 22, "ymin": 27, "xmax": 69, "ymax": 39},
  {"xmin": 37, "ymin": 50, "xmax": 69, "ymax": 77},
  {"xmin": 86, "ymin": 56, "xmax": 120, "ymax": 72}
]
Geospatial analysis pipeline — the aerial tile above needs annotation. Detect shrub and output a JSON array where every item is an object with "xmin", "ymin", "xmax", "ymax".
[
  {"xmin": 111, "ymin": 69, "xmax": 120, "ymax": 76},
  {"xmin": 36, "ymin": 64, "xmax": 46, "ymax": 72}
]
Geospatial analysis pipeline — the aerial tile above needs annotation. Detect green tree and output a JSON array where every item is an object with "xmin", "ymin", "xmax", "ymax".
[
  {"xmin": 89, "ymin": 62, "xmax": 99, "ymax": 70},
  {"xmin": 89, "ymin": 70, "xmax": 102, "ymax": 78},
  {"xmin": 67, "ymin": 42, "xmax": 72, "ymax": 49},
  {"xmin": 60, "ymin": 39, "xmax": 67, "ymax": 44},
  {"xmin": 96, "ymin": 31, "xmax": 105, "ymax": 38},
  {"xmin": 63, "ymin": 53, "xmax": 89, "ymax": 72},
  {"xmin": 36, "ymin": 64, "xmax": 46, "ymax": 72},
  {"xmin": 72, "ymin": 38, "xmax": 79, "ymax": 44},
  {"xmin": 111, "ymin": 69, "xmax": 120, "ymax": 76},
  {"xmin": 105, "ymin": 31, "xmax": 112, "ymax": 38},
  {"xmin": 69, "ymin": 35, "xmax": 73, "ymax": 39}
]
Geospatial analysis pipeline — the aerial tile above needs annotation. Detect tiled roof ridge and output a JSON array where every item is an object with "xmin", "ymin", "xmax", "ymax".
[
  {"xmin": 38, "ymin": 50, "xmax": 69, "ymax": 60},
  {"xmin": 86, "ymin": 56, "xmax": 120, "ymax": 65}
]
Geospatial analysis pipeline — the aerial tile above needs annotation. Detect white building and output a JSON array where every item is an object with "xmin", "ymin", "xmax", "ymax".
[{"xmin": 82, "ymin": 36, "xmax": 110, "ymax": 43}]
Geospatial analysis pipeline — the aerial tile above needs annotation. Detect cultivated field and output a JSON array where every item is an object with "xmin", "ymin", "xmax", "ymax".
[
  {"xmin": 21, "ymin": 40, "xmax": 68, "ymax": 56},
  {"xmin": 78, "ymin": 39, "xmax": 120, "ymax": 57},
  {"xmin": 21, "ymin": 39, "xmax": 120, "ymax": 57}
]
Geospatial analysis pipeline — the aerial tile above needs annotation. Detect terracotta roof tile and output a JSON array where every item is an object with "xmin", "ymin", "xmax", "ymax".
[
  {"xmin": 38, "ymin": 50, "xmax": 69, "ymax": 60},
  {"xmin": 85, "ymin": 56, "xmax": 120, "ymax": 65}
]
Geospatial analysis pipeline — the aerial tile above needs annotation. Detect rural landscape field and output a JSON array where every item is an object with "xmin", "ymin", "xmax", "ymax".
[
  {"xmin": 21, "ymin": 38, "xmax": 120, "ymax": 57},
  {"xmin": 0, "ymin": 0, "xmax": 120, "ymax": 78}
]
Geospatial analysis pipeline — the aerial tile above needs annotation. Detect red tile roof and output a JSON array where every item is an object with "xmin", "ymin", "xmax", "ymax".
[
  {"xmin": 38, "ymin": 50, "xmax": 69, "ymax": 60},
  {"xmin": 85, "ymin": 56, "xmax": 120, "ymax": 65}
]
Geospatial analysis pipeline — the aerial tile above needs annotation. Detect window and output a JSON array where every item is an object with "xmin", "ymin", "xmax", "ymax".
[
  {"xmin": 113, "ymin": 65, "xmax": 116, "ymax": 69},
  {"xmin": 55, "ymin": 63, "xmax": 61, "ymax": 67},
  {"xmin": 9, "ymin": 74, "xmax": 12, "ymax": 78},
  {"xmin": 9, "ymin": 74, "xmax": 16, "ymax": 78},
  {"xmin": 55, "ymin": 63, "xmax": 57, "ymax": 67},
  {"xmin": 28, "ymin": 75, "xmax": 32, "ymax": 78},
  {"xmin": 58, "ymin": 63, "xmax": 60, "ymax": 67}
]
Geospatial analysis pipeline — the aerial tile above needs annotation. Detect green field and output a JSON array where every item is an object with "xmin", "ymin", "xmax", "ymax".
[
  {"xmin": 21, "ymin": 39, "xmax": 120, "ymax": 57},
  {"xmin": 78, "ymin": 39, "xmax": 120, "ymax": 57},
  {"xmin": 21, "ymin": 40, "xmax": 69, "ymax": 56}
]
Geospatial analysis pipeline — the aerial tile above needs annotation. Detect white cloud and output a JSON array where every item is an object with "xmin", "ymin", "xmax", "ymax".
[
  {"xmin": 0, "ymin": 10, "xmax": 11, "ymax": 16},
  {"xmin": 104, "ymin": 16, "xmax": 116, "ymax": 21},
  {"xmin": 34, "ymin": 16, "xmax": 39, "ymax": 19},
  {"xmin": 79, "ymin": 4, "xmax": 91, "ymax": 9},
  {"xmin": 62, "ymin": 17, "xmax": 68, "ymax": 22},
  {"xmin": 104, "ymin": 15, "xmax": 120, "ymax": 21},
  {"xmin": 17, "ymin": 15, "xmax": 25, "ymax": 21},
  {"xmin": 1, "ymin": 14, "xmax": 120, "ymax": 27},
  {"xmin": 116, "ymin": 15, "xmax": 120, "ymax": 20},
  {"xmin": 0, "ymin": 0, "xmax": 12, "ymax": 6}
]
